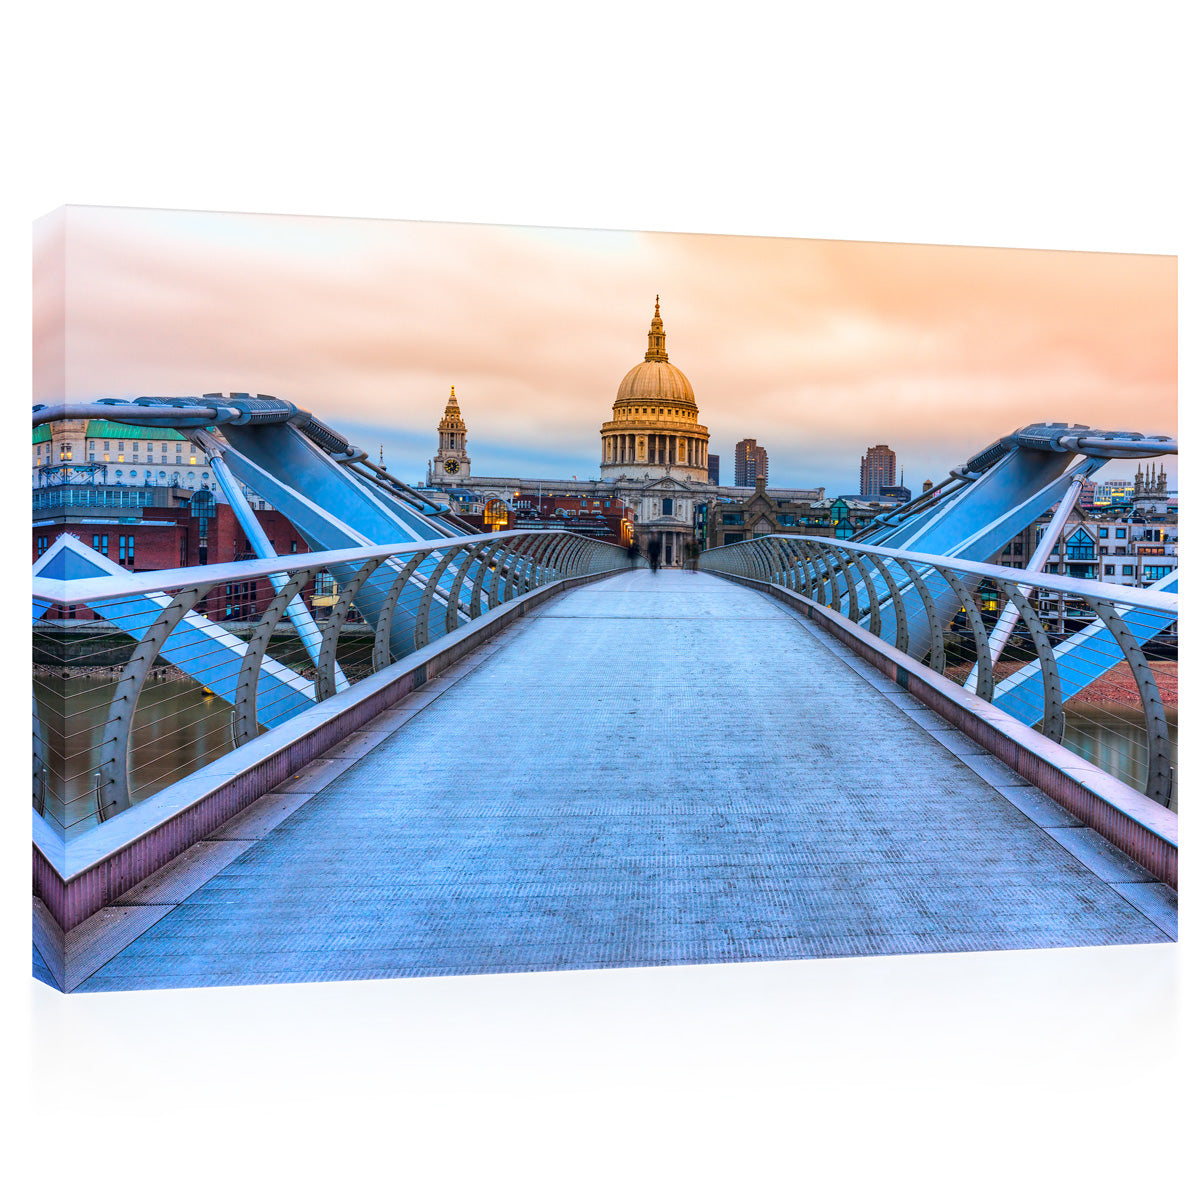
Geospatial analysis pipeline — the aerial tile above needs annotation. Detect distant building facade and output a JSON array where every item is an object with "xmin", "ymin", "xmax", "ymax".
[
  {"xmin": 860, "ymin": 444, "xmax": 896, "ymax": 495},
  {"xmin": 707, "ymin": 454, "xmax": 720, "ymax": 485},
  {"xmin": 734, "ymin": 438, "xmax": 769, "ymax": 487}
]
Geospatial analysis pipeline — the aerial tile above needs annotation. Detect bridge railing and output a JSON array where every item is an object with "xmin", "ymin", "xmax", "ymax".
[
  {"xmin": 701, "ymin": 534, "xmax": 1178, "ymax": 807},
  {"xmin": 34, "ymin": 529, "xmax": 629, "ymax": 836}
]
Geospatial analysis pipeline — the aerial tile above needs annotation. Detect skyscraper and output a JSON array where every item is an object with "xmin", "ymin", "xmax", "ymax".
[
  {"xmin": 734, "ymin": 438, "xmax": 768, "ymax": 486},
  {"xmin": 860, "ymin": 444, "xmax": 896, "ymax": 495},
  {"xmin": 707, "ymin": 454, "xmax": 720, "ymax": 485}
]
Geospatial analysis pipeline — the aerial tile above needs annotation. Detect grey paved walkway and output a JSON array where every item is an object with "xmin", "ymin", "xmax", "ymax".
[{"xmin": 70, "ymin": 571, "xmax": 1173, "ymax": 992}]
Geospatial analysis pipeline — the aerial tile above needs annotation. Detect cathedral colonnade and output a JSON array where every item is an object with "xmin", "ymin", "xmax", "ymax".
[{"xmin": 603, "ymin": 433, "xmax": 708, "ymax": 469}]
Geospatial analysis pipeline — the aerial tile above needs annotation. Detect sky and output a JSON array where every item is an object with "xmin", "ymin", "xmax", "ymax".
[{"xmin": 34, "ymin": 205, "xmax": 1178, "ymax": 495}]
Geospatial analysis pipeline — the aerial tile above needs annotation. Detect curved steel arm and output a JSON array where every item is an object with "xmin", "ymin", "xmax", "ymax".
[
  {"xmin": 1085, "ymin": 598, "xmax": 1173, "ymax": 805},
  {"xmin": 933, "ymin": 567, "xmax": 993, "ymax": 701},
  {"xmin": 415, "ymin": 547, "xmax": 468, "ymax": 649},
  {"xmin": 98, "ymin": 584, "xmax": 208, "ymax": 817},
  {"xmin": 233, "ymin": 568, "xmax": 314, "ymax": 746},
  {"xmin": 891, "ymin": 558, "xmax": 945, "ymax": 674},
  {"xmin": 317, "ymin": 556, "xmax": 386, "ymax": 700},
  {"xmin": 372, "ymin": 550, "xmax": 434, "ymax": 671},
  {"xmin": 996, "ymin": 580, "xmax": 1064, "ymax": 744}
]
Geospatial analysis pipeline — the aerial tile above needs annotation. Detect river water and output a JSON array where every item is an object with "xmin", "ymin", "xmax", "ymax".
[
  {"xmin": 34, "ymin": 677, "xmax": 1180, "ymax": 833},
  {"xmin": 34, "ymin": 675, "xmax": 235, "ymax": 834}
]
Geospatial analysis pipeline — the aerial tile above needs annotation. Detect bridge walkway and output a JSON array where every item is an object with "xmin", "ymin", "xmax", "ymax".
[{"xmin": 63, "ymin": 571, "xmax": 1174, "ymax": 992}]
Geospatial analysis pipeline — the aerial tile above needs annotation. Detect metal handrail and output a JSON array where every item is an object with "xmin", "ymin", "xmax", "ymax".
[
  {"xmin": 35, "ymin": 529, "xmax": 630, "ymax": 829},
  {"xmin": 722, "ymin": 533, "xmax": 1178, "ymax": 615},
  {"xmin": 701, "ymin": 534, "xmax": 1177, "ymax": 806},
  {"xmin": 34, "ymin": 529, "xmax": 529, "ymax": 607}
]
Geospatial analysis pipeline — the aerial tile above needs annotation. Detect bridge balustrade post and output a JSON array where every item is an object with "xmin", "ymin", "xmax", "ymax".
[
  {"xmin": 794, "ymin": 541, "xmax": 816, "ymax": 598},
  {"xmin": 414, "ymin": 547, "xmax": 470, "ymax": 649},
  {"xmin": 861, "ymin": 554, "xmax": 911, "ymax": 657},
  {"xmin": 544, "ymin": 532, "xmax": 576, "ymax": 578},
  {"xmin": 782, "ymin": 542, "xmax": 805, "ymax": 593},
  {"xmin": 766, "ymin": 539, "xmax": 793, "ymax": 587},
  {"xmin": 525, "ymin": 533, "xmax": 555, "ymax": 590},
  {"xmin": 811, "ymin": 546, "xmax": 838, "ymax": 610},
  {"xmin": 372, "ymin": 550, "xmax": 434, "ymax": 670},
  {"xmin": 317, "ymin": 556, "xmax": 387, "ymax": 700},
  {"xmin": 444, "ymin": 541, "xmax": 495, "ymax": 634},
  {"xmin": 891, "ymin": 558, "xmax": 945, "ymax": 672},
  {"xmin": 470, "ymin": 541, "xmax": 507, "ymax": 619},
  {"xmin": 233, "ymin": 568, "xmax": 314, "ymax": 746},
  {"xmin": 518, "ymin": 532, "xmax": 549, "ymax": 592},
  {"xmin": 798, "ymin": 540, "xmax": 825, "ymax": 605},
  {"xmin": 932, "ymin": 567, "xmax": 992, "ymax": 701},
  {"xmin": 564, "ymin": 536, "xmax": 592, "ymax": 577},
  {"xmin": 829, "ymin": 548, "xmax": 860, "ymax": 622},
  {"xmin": 745, "ymin": 539, "xmax": 774, "ymax": 582},
  {"xmin": 97, "ymin": 583, "xmax": 209, "ymax": 818},
  {"xmin": 502, "ymin": 535, "xmax": 531, "ymax": 600},
  {"xmin": 842, "ymin": 548, "xmax": 880, "ymax": 633},
  {"xmin": 1084, "ymin": 597, "xmax": 1173, "ymax": 805},
  {"xmin": 997, "ymin": 580, "xmax": 1064, "ymax": 744},
  {"xmin": 500, "ymin": 536, "xmax": 527, "ymax": 602}
]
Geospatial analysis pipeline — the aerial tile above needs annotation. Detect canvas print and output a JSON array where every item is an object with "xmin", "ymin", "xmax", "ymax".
[{"xmin": 31, "ymin": 207, "xmax": 1177, "ymax": 992}]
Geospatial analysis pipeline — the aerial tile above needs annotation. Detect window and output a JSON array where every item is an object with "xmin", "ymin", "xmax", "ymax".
[
  {"xmin": 1122, "ymin": 565, "xmax": 1134, "ymax": 576},
  {"xmin": 1097, "ymin": 527, "xmax": 1109, "ymax": 537},
  {"xmin": 104, "ymin": 441, "xmax": 110, "ymax": 450},
  {"xmin": 93, "ymin": 534, "xmax": 109, "ymax": 556},
  {"xmin": 118, "ymin": 534, "xmax": 134, "ymax": 566},
  {"xmin": 1066, "ymin": 529, "xmax": 1095, "ymax": 560},
  {"xmin": 118, "ymin": 442, "xmax": 124, "ymax": 451},
  {"xmin": 161, "ymin": 443, "xmax": 168, "ymax": 453},
  {"xmin": 722, "ymin": 513, "xmax": 744, "ymax": 526},
  {"xmin": 1116, "ymin": 528, "xmax": 1126, "ymax": 539},
  {"xmin": 1104, "ymin": 564, "xmax": 1114, "ymax": 576},
  {"xmin": 1143, "ymin": 565, "xmax": 1172, "ymax": 581},
  {"xmin": 662, "ymin": 498, "xmax": 674, "ymax": 516},
  {"xmin": 290, "ymin": 541, "xmax": 298, "ymax": 553},
  {"xmin": 36, "ymin": 536, "xmax": 48, "ymax": 557}
]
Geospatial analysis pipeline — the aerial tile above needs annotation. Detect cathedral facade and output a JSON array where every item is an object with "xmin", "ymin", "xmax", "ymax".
[{"xmin": 428, "ymin": 301, "xmax": 823, "ymax": 566}]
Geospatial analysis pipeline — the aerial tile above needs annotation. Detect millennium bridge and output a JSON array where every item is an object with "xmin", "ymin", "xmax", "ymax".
[{"xmin": 32, "ymin": 397, "xmax": 1178, "ymax": 991}]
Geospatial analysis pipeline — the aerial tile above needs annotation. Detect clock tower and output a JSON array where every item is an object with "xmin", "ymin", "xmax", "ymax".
[{"xmin": 430, "ymin": 385, "xmax": 471, "ymax": 484}]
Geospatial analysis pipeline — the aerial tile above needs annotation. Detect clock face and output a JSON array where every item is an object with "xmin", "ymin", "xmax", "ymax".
[{"xmin": 443, "ymin": 458, "xmax": 460, "ymax": 475}]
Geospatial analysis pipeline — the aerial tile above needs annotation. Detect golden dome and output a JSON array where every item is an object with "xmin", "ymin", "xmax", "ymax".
[
  {"xmin": 616, "ymin": 359, "xmax": 696, "ymax": 406},
  {"xmin": 615, "ymin": 297, "xmax": 696, "ymax": 408}
]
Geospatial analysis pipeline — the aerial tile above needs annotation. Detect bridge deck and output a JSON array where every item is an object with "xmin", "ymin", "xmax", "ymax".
[{"xmin": 66, "ymin": 571, "xmax": 1173, "ymax": 992}]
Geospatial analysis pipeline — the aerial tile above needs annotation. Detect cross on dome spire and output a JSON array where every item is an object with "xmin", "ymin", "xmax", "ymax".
[{"xmin": 645, "ymin": 296, "xmax": 668, "ymax": 362}]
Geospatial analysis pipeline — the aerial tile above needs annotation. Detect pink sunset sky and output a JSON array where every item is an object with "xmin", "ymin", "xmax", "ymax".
[{"xmin": 34, "ymin": 205, "xmax": 1177, "ymax": 495}]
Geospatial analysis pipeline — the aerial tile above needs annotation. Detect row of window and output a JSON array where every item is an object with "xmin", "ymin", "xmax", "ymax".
[{"xmin": 90, "ymin": 533, "xmax": 135, "ymax": 566}]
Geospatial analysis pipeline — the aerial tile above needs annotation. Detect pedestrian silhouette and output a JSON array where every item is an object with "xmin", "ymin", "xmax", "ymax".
[
  {"xmin": 647, "ymin": 537, "xmax": 661, "ymax": 572},
  {"xmin": 627, "ymin": 538, "xmax": 639, "ymax": 567}
]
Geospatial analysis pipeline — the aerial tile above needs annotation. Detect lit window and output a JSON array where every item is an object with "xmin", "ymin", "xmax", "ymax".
[{"xmin": 118, "ymin": 455, "xmax": 124, "ymax": 463}]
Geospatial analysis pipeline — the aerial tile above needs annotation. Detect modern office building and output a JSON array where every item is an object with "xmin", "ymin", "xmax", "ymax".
[
  {"xmin": 734, "ymin": 438, "xmax": 768, "ymax": 487},
  {"xmin": 860, "ymin": 444, "xmax": 896, "ymax": 496},
  {"xmin": 708, "ymin": 454, "xmax": 720, "ymax": 485}
]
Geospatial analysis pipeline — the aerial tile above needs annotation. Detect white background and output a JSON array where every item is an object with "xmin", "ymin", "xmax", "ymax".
[{"xmin": 4, "ymin": 2, "xmax": 1194, "ymax": 1195}]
